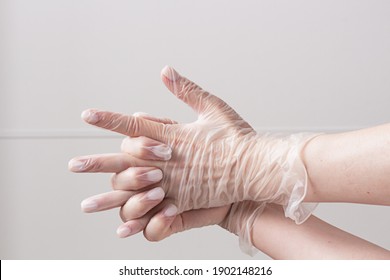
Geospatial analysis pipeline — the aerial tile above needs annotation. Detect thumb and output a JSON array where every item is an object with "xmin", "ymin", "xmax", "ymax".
[
  {"xmin": 160, "ymin": 66, "xmax": 238, "ymax": 120},
  {"xmin": 143, "ymin": 205, "xmax": 231, "ymax": 242}
]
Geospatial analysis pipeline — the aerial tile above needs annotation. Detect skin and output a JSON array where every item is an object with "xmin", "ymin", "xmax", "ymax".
[
  {"xmin": 252, "ymin": 205, "xmax": 390, "ymax": 259},
  {"xmin": 303, "ymin": 123, "xmax": 390, "ymax": 205},
  {"xmin": 69, "ymin": 116, "xmax": 390, "ymax": 259},
  {"xmin": 68, "ymin": 67, "xmax": 390, "ymax": 258}
]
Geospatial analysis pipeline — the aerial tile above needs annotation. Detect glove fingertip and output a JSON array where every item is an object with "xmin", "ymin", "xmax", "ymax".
[{"xmin": 161, "ymin": 65, "xmax": 180, "ymax": 82}]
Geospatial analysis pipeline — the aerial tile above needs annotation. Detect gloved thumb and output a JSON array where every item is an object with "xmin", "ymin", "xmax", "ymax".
[{"xmin": 160, "ymin": 66, "xmax": 238, "ymax": 121}]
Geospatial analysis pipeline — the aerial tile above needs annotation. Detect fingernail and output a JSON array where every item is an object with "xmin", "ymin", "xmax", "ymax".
[
  {"xmin": 145, "ymin": 187, "xmax": 165, "ymax": 201},
  {"xmin": 161, "ymin": 65, "xmax": 179, "ymax": 82},
  {"xmin": 143, "ymin": 169, "xmax": 163, "ymax": 183},
  {"xmin": 81, "ymin": 110, "xmax": 99, "ymax": 124},
  {"xmin": 117, "ymin": 225, "xmax": 131, "ymax": 238},
  {"xmin": 149, "ymin": 145, "xmax": 172, "ymax": 160},
  {"xmin": 81, "ymin": 199, "xmax": 98, "ymax": 212},
  {"xmin": 68, "ymin": 158, "xmax": 86, "ymax": 171},
  {"xmin": 163, "ymin": 204, "xmax": 178, "ymax": 217}
]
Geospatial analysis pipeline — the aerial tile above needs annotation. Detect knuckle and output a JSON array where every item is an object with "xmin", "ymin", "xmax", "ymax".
[
  {"xmin": 110, "ymin": 174, "xmax": 117, "ymax": 190},
  {"xmin": 119, "ymin": 207, "xmax": 127, "ymax": 222},
  {"xmin": 122, "ymin": 196, "xmax": 146, "ymax": 220},
  {"xmin": 131, "ymin": 204, "xmax": 146, "ymax": 219},
  {"xmin": 144, "ymin": 231, "xmax": 163, "ymax": 242}
]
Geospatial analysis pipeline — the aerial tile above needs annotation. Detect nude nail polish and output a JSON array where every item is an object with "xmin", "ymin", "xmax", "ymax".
[
  {"xmin": 146, "ymin": 187, "xmax": 165, "ymax": 201},
  {"xmin": 81, "ymin": 199, "xmax": 98, "ymax": 212},
  {"xmin": 117, "ymin": 226, "xmax": 131, "ymax": 238},
  {"xmin": 149, "ymin": 145, "xmax": 172, "ymax": 160},
  {"xmin": 144, "ymin": 169, "xmax": 163, "ymax": 183},
  {"xmin": 163, "ymin": 205, "xmax": 178, "ymax": 217}
]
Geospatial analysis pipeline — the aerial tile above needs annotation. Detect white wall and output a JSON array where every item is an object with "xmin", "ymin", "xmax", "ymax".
[{"xmin": 1, "ymin": 0, "xmax": 389, "ymax": 259}]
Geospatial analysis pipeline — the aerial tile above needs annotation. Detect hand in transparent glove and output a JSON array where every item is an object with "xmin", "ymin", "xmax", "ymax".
[
  {"xmin": 70, "ymin": 112, "xmax": 264, "ymax": 255},
  {"xmin": 119, "ymin": 114, "xmax": 265, "ymax": 255},
  {"xmin": 74, "ymin": 66, "xmax": 318, "ymax": 223}
]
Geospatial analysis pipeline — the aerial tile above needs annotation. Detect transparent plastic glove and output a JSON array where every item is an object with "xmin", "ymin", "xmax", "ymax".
[
  {"xmin": 81, "ymin": 66, "xmax": 318, "ymax": 223},
  {"xmin": 219, "ymin": 201, "xmax": 266, "ymax": 256},
  {"xmin": 136, "ymin": 200, "xmax": 265, "ymax": 256},
  {"xmin": 70, "ymin": 111, "xmax": 264, "ymax": 255},
  {"xmin": 110, "ymin": 113, "xmax": 264, "ymax": 255}
]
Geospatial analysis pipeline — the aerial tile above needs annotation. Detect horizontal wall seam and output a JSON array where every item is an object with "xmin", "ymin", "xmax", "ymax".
[{"xmin": 0, "ymin": 126, "xmax": 364, "ymax": 139}]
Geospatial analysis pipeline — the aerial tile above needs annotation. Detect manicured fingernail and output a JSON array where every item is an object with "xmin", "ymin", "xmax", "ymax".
[
  {"xmin": 117, "ymin": 225, "xmax": 131, "ymax": 238},
  {"xmin": 81, "ymin": 110, "xmax": 99, "ymax": 124},
  {"xmin": 81, "ymin": 199, "xmax": 98, "ymax": 212},
  {"xmin": 161, "ymin": 66, "xmax": 179, "ymax": 82},
  {"xmin": 163, "ymin": 204, "xmax": 178, "ymax": 217},
  {"xmin": 149, "ymin": 145, "xmax": 172, "ymax": 160},
  {"xmin": 145, "ymin": 187, "xmax": 165, "ymax": 201},
  {"xmin": 68, "ymin": 158, "xmax": 86, "ymax": 171},
  {"xmin": 144, "ymin": 169, "xmax": 163, "ymax": 183}
]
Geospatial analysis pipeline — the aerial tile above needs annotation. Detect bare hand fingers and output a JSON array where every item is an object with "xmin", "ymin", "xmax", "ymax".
[
  {"xmin": 143, "ymin": 205, "xmax": 231, "ymax": 242},
  {"xmin": 116, "ymin": 219, "xmax": 147, "ymax": 238},
  {"xmin": 111, "ymin": 167, "xmax": 163, "ymax": 191},
  {"xmin": 119, "ymin": 187, "xmax": 165, "ymax": 221},
  {"xmin": 116, "ymin": 197, "xmax": 176, "ymax": 238},
  {"xmin": 81, "ymin": 190, "xmax": 136, "ymax": 213},
  {"xmin": 120, "ymin": 136, "xmax": 172, "ymax": 161}
]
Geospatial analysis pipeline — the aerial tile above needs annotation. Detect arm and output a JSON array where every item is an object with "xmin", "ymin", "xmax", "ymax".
[
  {"xmin": 303, "ymin": 124, "xmax": 390, "ymax": 205},
  {"xmin": 70, "ymin": 67, "xmax": 390, "ymax": 225},
  {"xmin": 252, "ymin": 204, "xmax": 390, "ymax": 259},
  {"xmin": 114, "ymin": 198, "xmax": 390, "ymax": 259},
  {"xmin": 69, "ymin": 127, "xmax": 390, "ymax": 259},
  {"xmin": 68, "ymin": 67, "xmax": 390, "ymax": 258}
]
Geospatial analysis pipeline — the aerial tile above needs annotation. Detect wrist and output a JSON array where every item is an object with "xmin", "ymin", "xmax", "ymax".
[{"xmin": 242, "ymin": 133, "xmax": 321, "ymax": 223}]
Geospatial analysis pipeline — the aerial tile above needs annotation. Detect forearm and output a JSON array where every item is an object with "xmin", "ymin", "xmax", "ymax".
[
  {"xmin": 303, "ymin": 123, "xmax": 390, "ymax": 204},
  {"xmin": 252, "ymin": 205, "xmax": 390, "ymax": 259}
]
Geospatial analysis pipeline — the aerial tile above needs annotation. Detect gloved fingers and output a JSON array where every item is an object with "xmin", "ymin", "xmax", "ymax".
[
  {"xmin": 80, "ymin": 190, "xmax": 135, "ymax": 213},
  {"xmin": 81, "ymin": 109, "xmax": 165, "ymax": 140},
  {"xmin": 120, "ymin": 136, "xmax": 172, "ymax": 161},
  {"xmin": 160, "ymin": 66, "xmax": 241, "ymax": 121},
  {"xmin": 119, "ymin": 187, "xmax": 165, "ymax": 221},
  {"xmin": 111, "ymin": 167, "xmax": 163, "ymax": 191},
  {"xmin": 133, "ymin": 112, "xmax": 178, "ymax": 125},
  {"xmin": 68, "ymin": 153, "xmax": 158, "ymax": 173},
  {"xmin": 143, "ymin": 205, "xmax": 230, "ymax": 242}
]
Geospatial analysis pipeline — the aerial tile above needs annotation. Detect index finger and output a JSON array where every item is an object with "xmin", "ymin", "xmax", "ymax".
[{"xmin": 81, "ymin": 109, "xmax": 165, "ymax": 140}]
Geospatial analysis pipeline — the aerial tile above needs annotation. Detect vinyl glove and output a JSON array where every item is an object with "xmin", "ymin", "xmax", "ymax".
[
  {"xmin": 77, "ymin": 66, "xmax": 319, "ymax": 223},
  {"xmin": 114, "ymin": 113, "xmax": 265, "ymax": 255}
]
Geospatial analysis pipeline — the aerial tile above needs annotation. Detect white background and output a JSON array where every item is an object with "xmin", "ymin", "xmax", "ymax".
[
  {"xmin": 0, "ymin": 0, "xmax": 389, "ymax": 259},
  {"xmin": 2, "ymin": 260, "xmax": 390, "ymax": 279}
]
